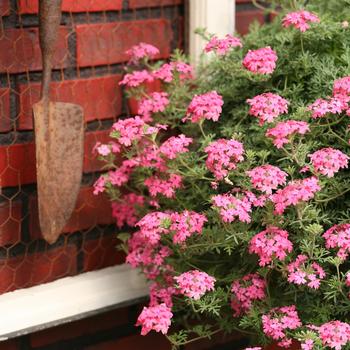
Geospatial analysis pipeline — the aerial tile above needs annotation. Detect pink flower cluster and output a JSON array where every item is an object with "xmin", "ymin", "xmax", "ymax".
[
  {"xmin": 309, "ymin": 147, "xmax": 349, "ymax": 177},
  {"xmin": 323, "ymin": 223, "xmax": 350, "ymax": 260},
  {"xmin": 138, "ymin": 92, "xmax": 169, "ymax": 122},
  {"xmin": 308, "ymin": 97, "xmax": 347, "ymax": 119},
  {"xmin": 301, "ymin": 339, "xmax": 314, "ymax": 350},
  {"xmin": 93, "ymin": 175, "xmax": 106, "ymax": 195},
  {"xmin": 333, "ymin": 76, "xmax": 350, "ymax": 99},
  {"xmin": 282, "ymin": 10, "xmax": 320, "ymax": 32},
  {"xmin": 243, "ymin": 47, "xmax": 278, "ymax": 74},
  {"xmin": 112, "ymin": 116, "xmax": 145, "ymax": 146},
  {"xmin": 136, "ymin": 303, "xmax": 173, "ymax": 335},
  {"xmin": 153, "ymin": 61, "xmax": 193, "ymax": 83},
  {"xmin": 247, "ymin": 93, "xmax": 289, "ymax": 125},
  {"xmin": 170, "ymin": 210, "xmax": 207, "ymax": 244},
  {"xmin": 247, "ymin": 165, "xmax": 288, "ymax": 194},
  {"xmin": 184, "ymin": 91, "xmax": 224, "ymax": 123},
  {"xmin": 271, "ymin": 177, "xmax": 321, "ymax": 214},
  {"xmin": 111, "ymin": 193, "xmax": 144, "ymax": 228},
  {"xmin": 119, "ymin": 69, "xmax": 154, "ymax": 87},
  {"xmin": 126, "ymin": 42, "xmax": 160, "ymax": 64},
  {"xmin": 108, "ymin": 159, "xmax": 137, "ymax": 187},
  {"xmin": 149, "ymin": 281, "xmax": 178, "ymax": 308},
  {"xmin": 266, "ymin": 120, "xmax": 310, "ymax": 148},
  {"xmin": 94, "ymin": 141, "xmax": 120, "ymax": 156},
  {"xmin": 212, "ymin": 192, "xmax": 253, "ymax": 223},
  {"xmin": 204, "ymin": 34, "xmax": 242, "ymax": 55},
  {"xmin": 287, "ymin": 254, "xmax": 326, "ymax": 289},
  {"xmin": 205, "ymin": 139, "xmax": 244, "ymax": 180},
  {"xmin": 174, "ymin": 270, "xmax": 216, "ymax": 300},
  {"xmin": 144, "ymin": 173, "xmax": 182, "ymax": 198},
  {"xmin": 319, "ymin": 321, "xmax": 350, "ymax": 350},
  {"xmin": 262, "ymin": 305, "xmax": 302, "ymax": 348},
  {"xmin": 230, "ymin": 273, "xmax": 266, "ymax": 316},
  {"xmin": 159, "ymin": 134, "xmax": 193, "ymax": 159},
  {"xmin": 249, "ymin": 226, "xmax": 293, "ymax": 266}
]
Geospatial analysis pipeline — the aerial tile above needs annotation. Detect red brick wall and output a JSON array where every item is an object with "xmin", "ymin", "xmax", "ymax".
[
  {"xmin": 236, "ymin": 0, "xmax": 270, "ymax": 35},
  {"xmin": 0, "ymin": 0, "xmax": 183, "ymax": 295}
]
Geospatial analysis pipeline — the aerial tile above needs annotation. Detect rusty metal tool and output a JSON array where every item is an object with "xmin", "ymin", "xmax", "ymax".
[{"xmin": 33, "ymin": 0, "xmax": 84, "ymax": 244}]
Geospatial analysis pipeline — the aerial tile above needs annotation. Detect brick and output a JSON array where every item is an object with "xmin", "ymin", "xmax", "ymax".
[
  {"xmin": 0, "ymin": 27, "xmax": 69, "ymax": 74},
  {"xmin": 30, "ymin": 186, "xmax": 114, "ymax": 239},
  {"xmin": 82, "ymin": 235, "xmax": 125, "ymax": 272},
  {"xmin": 0, "ymin": 142, "xmax": 36, "ymax": 188},
  {"xmin": 18, "ymin": 0, "xmax": 122, "ymax": 14},
  {"xmin": 129, "ymin": 0, "xmax": 183, "ymax": 8},
  {"xmin": 0, "ymin": 0, "xmax": 10, "ymax": 16},
  {"xmin": 76, "ymin": 19, "xmax": 172, "ymax": 67},
  {"xmin": 30, "ymin": 307, "xmax": 129, "ymax": 347},
  {"xmin": 18, "ymin": 75, "xmax": 122, "ymax": 130},
  {"xmin": 85, "ymin": 333, "xmax": 171, "ymax": 350},
  {"xmin": 84, "ymin": 129, "xmax": 112, "ymax": 173},
  {"xmin": 0, "ymin": 245, "xmax": 77, "ymax": 294},
  {"xmin": 0, "ymin": 88, "xmax": 11, "ymax": 132},
  {"xmin": 236, "ymin": 10, "xmax": 265, "ymax": 35},
  {"xmin": 0, "ymin": 201, "xmax": 21, "ymax": 246}
]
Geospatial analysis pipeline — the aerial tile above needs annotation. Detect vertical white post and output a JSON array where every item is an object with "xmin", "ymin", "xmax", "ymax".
[{"xmin": 189, "ymin": 0, "xmax": 235, "ymax": 66}]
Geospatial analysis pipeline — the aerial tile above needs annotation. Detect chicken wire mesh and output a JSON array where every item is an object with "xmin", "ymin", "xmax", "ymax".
[{"xmin": 0, "ymin": 0, "xmax": 184, "ymax": 294}]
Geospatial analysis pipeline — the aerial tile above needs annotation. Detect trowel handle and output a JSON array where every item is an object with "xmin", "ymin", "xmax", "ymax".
[{"xmin": 39, "ymin": 0, "xmax": 63, "ymax": 100}]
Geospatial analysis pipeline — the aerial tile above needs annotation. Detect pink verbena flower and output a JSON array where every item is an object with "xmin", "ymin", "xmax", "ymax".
[
  {"xmin": 111, "ymin": 193, "xmax": 144, "ymax": 228},
  {"xmin": 126, "ymin": 231, "xmax": 171, "ymax": 271},
  {"xmin": 266, "ymin": 120, "xmax": 310, "ymax": 148},
  {"xmin": 204, "ymin": 34, "xmax": 243, "ymax": 55},
  {"xmin": 301, "ymin": 339, "xmax": 314, "ymax": 350},
  {"xmin": 271, "ymin": 177, "xmax": 321, "ymax": 215},
  {"xmin": 159, "ymin": 134, "xmax": 193, "ymax": 159},
  {"xmin": 307, "ymin": 97, "xmax": 348, "ymax": 118},
  {"xmin": 287, "ymin": 254, "xmax": 326, "ymax": 289},
  {"xmin": 282, "ymin": 10, "xmax": 320, "ymax": 32},
  {"xmin": 319, "ymin": 321, "xmax": 350, "ymax": 350},
  {"xmin": 175, "ymin": 270, "xmax": 216, "ymax": 300},
  {"xmin": 138, "ymin": 92, "xmax": 169, "ymax": 122},
  {"xmin": 205, "ymin": 139, "xmax": 244, "ymax": 180},
  {"xmin": 231, "ymin": 273, "xmax": 266, "ymax": 316},
  {"xmin": 212, "ymin": 192, "xmax": 253, "ymax": 223},
  {"xmin": 108, "ymin": 159, "xmax": 137, "ymax": 187},
  {"xmin": 112, "ymin": 116, "xmax": 145, "ymax": 146},
  {"xmin": 170, "ymin": 210, "xmax": 207, "ymax": 244},
  {"xmin": 309, "ymin": 147, "xmax": 349, "ymax": 177},
  {"xmin": 249, "ymin": 226, "xmax": 293, "ymax": 266},
  {"xmin": 247, "ymin": 93, "xmax": 289, "ymax": 125},
  {"xmin": 245, "ymin": 348, "xmax": 262, "ymax": 350},
  {"xmin": 323, "ymin": 223, "xmax": 350, "ymax": 260},
  {"xmin": 247, "ymin": 165, "xmax": 288, "ymax": 194},
  {"xmin": 93, "ymin": 175, "xmax": 106, "ymax": 195},
  {"xmin": 262, "ymin": 305, "xmax": 302, "ymax": 348},
  {"xmin": 243, "ymin": 47, "xmax": 278, "ymax": 74},
  {"xmin": 136, "ymin": 303, "xmax": 173, "ymax": 336},
  {"xmin": 126, "ymin": 42, "xmax": 160, "ymax": 64},
  {"xmin": 119, "ymin": 69, "xmax": 154, "ymax": 87},
  {"xmin": 136, "ymin": 211, "xmax": 171, "ymax": 245},
  {"xmin": 149, "ymin": 281, "xmax": 178, "ymax": 308},
  {"xmin": 333, "ymin": 76, "xmax": 350, "ymax": 99},
  {"xmin": 153, "ymin": 61, "xmax": 193, "ymax": 83},
  {"xmin": 144, "ymin": 173, "xmax": 182, "ymax": 198},
  {"xmin": 183, "ymin": 91, "xmax": 224, "ymax": 123}
]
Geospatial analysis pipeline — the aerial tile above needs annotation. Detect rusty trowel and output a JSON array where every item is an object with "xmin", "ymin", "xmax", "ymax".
[{"xmin": 33, "ymin": 0, "xmax": 84, "ymax": 244}]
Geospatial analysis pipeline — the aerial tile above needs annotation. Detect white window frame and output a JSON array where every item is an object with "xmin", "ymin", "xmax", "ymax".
[{"xmin": 189, "ymin": 0, "xmax": 236, "ymax": 65}]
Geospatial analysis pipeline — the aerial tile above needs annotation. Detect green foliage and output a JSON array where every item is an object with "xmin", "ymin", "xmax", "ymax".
[{"xmin": 100, "ymin": 0, "xmax": 350, "ymax": 348}]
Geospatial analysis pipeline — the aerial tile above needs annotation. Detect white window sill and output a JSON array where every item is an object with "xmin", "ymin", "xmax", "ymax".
[{"xmin": 0, "ymin": 264, "xmax": 148, "ymax": 341}]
